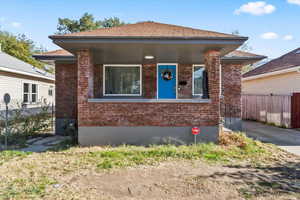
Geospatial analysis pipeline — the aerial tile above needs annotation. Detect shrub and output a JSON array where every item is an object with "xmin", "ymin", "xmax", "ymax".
[
  {"xmin": 0, "ymin": 100, "xmax": 53, "ymax": 146},
  {"xmin": 219, "ymin": 131, "xmax": 248, "ymax": 148},
  {"xmin": 62, "ymin": 120, "xmax": 78, "ymax": 144}
]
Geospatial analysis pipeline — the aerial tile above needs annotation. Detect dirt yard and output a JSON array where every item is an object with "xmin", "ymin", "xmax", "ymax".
[
  {"xmin": 0, "ymin": 134, "xmax": 300, "ymax": 200},
  {"xmin": 47, "ymin": 160, "xmax": 300, "ymax": 200}
]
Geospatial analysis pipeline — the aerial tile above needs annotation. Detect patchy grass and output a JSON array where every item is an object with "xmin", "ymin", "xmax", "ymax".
[
  {"xmin": 0, "ymin": 176, "xmax": 57, "ymax": 200},
  {"xmin": 90, "ymin": 141, "xmax": 275, "ymax": 170},
  {"xmin": 0, "ymin": 132, "xmax": 297, "ymax": 200},
  {"xmin": 0, "ymin": 150, "xmax": 31, "ymax": 166}
]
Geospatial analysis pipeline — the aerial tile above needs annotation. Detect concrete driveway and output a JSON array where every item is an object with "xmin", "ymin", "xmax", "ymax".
[{"xmin": 242, "ymin": 120, "xmax": 300, "ymax": 156}]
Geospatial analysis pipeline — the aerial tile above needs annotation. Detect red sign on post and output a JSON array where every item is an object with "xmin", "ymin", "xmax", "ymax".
[{"xmin": 192, "ymin": 127, "xmax": 200, "ymax": 135}]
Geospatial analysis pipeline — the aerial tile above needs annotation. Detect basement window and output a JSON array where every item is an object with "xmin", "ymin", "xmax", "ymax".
[{"xmin": 104, "ymin": 65, "xmax": 142, "ymax": 96}]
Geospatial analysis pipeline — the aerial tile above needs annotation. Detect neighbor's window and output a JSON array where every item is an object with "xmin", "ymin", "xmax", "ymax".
[
  {"xmin": 23, "ymin": 83, "xmax": 29, "ymax": 103},
  {"xmin": 23, "ymin": 83, "xmax": 38, "ymax": 103},
  {"xmin": 31, "ymin": 84, "xmax": 37, "ymax": 103},
  {"xmin": 48, "ymin": 87, "xmax": 53, "ymax": 96},
  {"xmin": 193, "ymin": 65, "xmax": 205, "ymax": 96},
  {"xmin": 104, "ymin": 65, "xmax": 141, "ymax": 96}
]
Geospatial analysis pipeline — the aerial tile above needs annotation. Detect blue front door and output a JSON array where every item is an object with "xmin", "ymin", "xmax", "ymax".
[{"xmin": 158, "ymin": 65, "xmax": 177, "ymax": 99}]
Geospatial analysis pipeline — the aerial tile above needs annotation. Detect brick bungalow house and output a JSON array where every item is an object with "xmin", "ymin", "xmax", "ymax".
[{"xmin": 34, "ymin": 22, "xmax": 265, "ymax": 145}]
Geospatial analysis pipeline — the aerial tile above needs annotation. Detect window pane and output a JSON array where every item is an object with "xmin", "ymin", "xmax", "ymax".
[
  {"xmin": 32, "ymin": 84, "xmax": 37, "ymax": 93},
  {"xmin": 48, "ymin": 89, "xmax": 53, "ymax": 96},
  {"xmin": 23, "ymin": 94, "xmax": 28, "ymax": 103},
  {"xmin": 105, "ymin": 66, "xmax": 140, "ymax": 95},
  {"xmin": 24, "ymin": 83, "xmax": 29, "ymax": 93},
  {"xmin": 32, "ymin": 94, "xmax": 37, "ymax": 103},
  {"xmin": 194, "ymin": 66, "xmax": 204, "ymax": 95}
]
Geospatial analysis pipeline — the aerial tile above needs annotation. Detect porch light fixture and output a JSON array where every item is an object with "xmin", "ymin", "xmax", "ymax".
[{"xmin": 144, "ymin": 55, "xmax": 154, "ymax": 60}]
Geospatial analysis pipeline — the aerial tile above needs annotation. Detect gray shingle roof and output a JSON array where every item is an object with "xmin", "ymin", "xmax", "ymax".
[
  {"xmin": 243, "ymin": 48, "xmax": 300, "ymax": 78},
  {"xmin": 0, "ymin": 51, "xmax": 54, "ymax": 80},
  {"xmin": 49, "ymin": 21, "xmax": 246, "ymax": 39},
  {"xmin": 223, "ymin": 50, "xmax": 266, "ymax": 60}
]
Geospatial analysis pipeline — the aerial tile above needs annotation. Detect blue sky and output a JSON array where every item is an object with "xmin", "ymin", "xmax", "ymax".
[{"xmin": 0, "ymin": 0, "xmax": 299, "ymax": 59}]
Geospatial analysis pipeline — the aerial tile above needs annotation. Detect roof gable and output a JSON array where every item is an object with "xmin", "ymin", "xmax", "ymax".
[
  {"xmin": 41, "ymin": 49, "xmax": 73, "ymax": 56},
  {"xmin": 50, "ymin": 21, "xmax": 244, "ymax": 39},
  {"xmin": 224, "ymin": 50, "xmax": 263, "ymax": 58},
  {"xmin": 243, "ymin": 48, "xmax": 300, "ymax": 78}
]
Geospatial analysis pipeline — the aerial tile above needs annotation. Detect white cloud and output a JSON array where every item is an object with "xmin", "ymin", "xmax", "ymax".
[
  {"xmin": 0, "ymin": 17, "xmax": 5, "ymax": 22},
  {"xmin": 234, "ymin": 1, "xmax": 276, "ymax": 16},
  {"xmin": 287, "ymin": 0, "xmax": 300, "ymax": 5},
  {"xmin": 261, "ymin": 32, "xmax": 279, "ymax": 39},
  {"xmin": 11, "ymin": 22, "xmax": 21, "ymax": 28},
  {"xmin": 283, "ymin": 35, "xmax": 294, "ymax": 40}
]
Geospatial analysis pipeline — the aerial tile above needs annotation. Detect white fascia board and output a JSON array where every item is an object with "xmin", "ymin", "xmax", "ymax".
[{"xmin": 0, "ymin": 66, "xmax": 55, "ymax": 81}]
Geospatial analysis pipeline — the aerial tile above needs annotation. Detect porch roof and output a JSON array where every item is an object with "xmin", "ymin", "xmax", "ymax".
[
  {"xmin": 34, "ymin": 49, "xmax": 265, "ymax": 65},
  {"xmin": 222, "ymin": 50, "xmax": 267, "ymax": 65}
]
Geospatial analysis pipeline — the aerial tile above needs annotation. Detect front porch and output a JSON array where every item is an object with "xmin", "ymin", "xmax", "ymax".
[
  {"xmin": 74, "ymin": 49, "xmax": 222, "ymax": 145},
  {"xmin": 83, "ymin": 60, "xmax": 217, "ymax": 102}
]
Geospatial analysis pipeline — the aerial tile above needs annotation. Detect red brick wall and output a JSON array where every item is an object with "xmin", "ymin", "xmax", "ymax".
[
  {"xmin": 55, "ymin": 62, "xmax": 77, "ymax": 119},
  {"xmin": 75, "ymin": 50, "xmax": 221, "ymax": 127},
  {"xmin": 205, "ymin": 50, "xmax": 221, "ymax": 124},
  {"xmin": 178, "ymin": 64, "xmax": 193, "ymax": 98},
  {"xmin": 77, "ymin": 50, "xmax": 93, "ymax": 125},
  {"xmin": 55, "ymin": 60, "xmax": 242, "ymax": 124},
  {"xmin": 221, "ymin": 63, "xmax": 242, "ymax": 118},
  {"xmin": 56, "ymin": 51, "xmax": 229, "ymax": 127},
  {"xmin": 94, "ymin": 64, "xmax": 103, "ymax": 98},
  {"xmin": 82, "ymin": 102, "xmax": 218, "ymax": 126},
  {"xmin": 142, "ymin": 64, "xmax": 157, "ymax": 98}
]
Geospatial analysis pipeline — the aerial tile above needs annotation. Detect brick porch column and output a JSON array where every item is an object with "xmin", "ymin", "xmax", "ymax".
[
  {"xmin": 77, "ymin": 50, "xmax": 94, "ymax": 126},
  {"xmin": 221, "ymin": 63, "xmax": 243, "ymax": 119},
  {"xmin": 204, "ymin": 50, "xmax": 221, "ymax": 125}
]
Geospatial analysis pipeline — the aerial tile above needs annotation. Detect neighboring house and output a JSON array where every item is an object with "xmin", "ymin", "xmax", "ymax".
[
  {"xmin": 0, "ymin": 47, "xmax": 55, "ymax": 113},
  {"xmin": 242, "ymin": 48, "xmax": 300, "ymax": 128},
  {"xmin": 242, "ymin": 48, "xmax": 300, "ymax": 95},
  {"xmin": 34, "ymin": 21, "xmax": 264, "ymax": 145}
]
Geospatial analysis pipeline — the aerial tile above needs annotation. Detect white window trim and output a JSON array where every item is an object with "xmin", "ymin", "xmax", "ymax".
[
  {"xmin": 156, "ymin": 63, "xmax": 178, "ymax": 99},
  {"xmin": 192, "ymin": 64, "xmax": 205, "ymax": 97},
  {"xmin": 22, "ymin": 81, "xmax": 39, "ymax": 104},
  {"xmin": 103, "ymin": 64, "xmax": 142, "ymax": 96}
]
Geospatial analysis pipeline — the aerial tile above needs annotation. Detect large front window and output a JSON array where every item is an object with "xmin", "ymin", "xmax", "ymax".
[
  {"xmin": 104, "ymin": 65, "xmax": 142, "ymax": 96},
  {"xmin": 193, "ymin": 65, "xmax": 205, "ymax": 96}
]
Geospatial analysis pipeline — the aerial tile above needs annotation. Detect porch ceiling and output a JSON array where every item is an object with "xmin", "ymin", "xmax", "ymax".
[{"xmin": 53, "ymin": 39, "xmax": 244, "ymax": 64}]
